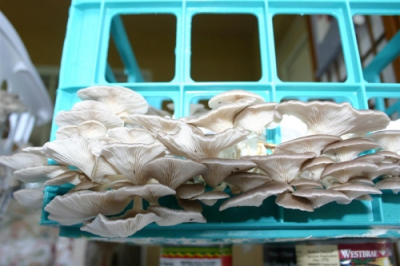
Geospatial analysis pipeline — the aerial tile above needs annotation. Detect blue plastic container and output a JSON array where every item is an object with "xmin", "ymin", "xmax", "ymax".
[{"xmin": 43, "ymin": 0, "xmax": 400, "ymax": 243}]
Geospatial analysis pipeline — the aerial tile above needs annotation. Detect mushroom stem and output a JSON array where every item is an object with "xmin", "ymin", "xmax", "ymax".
[
  {"xmin": 213, "ymin": 182, "xmax": 227, "ymax": 192},
  {"xmin": 264, "ymin": 142, "xmax": 277, "ymax": 154},
  {"xmin": 133, "ymin": 196, "xmax": 143, "ymax": 211}
]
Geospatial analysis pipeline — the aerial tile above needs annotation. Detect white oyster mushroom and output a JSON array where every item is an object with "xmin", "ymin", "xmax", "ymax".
[
  {"xmin": 208, "ymin": 90, "xmax": 265, "ymax": 109},
  {"xmin": 176, "ymin": 183, "xmax": 205, "ymax": 199},
  {"xmin": 71, "ymin": 100, "xmax": 113, "ymax": 113},
  {"xmin": 13, "ymin": 165, "xmax": 71, "ymax": 183},
  {"xmin": 190, "ymin": 191, "xmax": 230, "ymax": 206},
  {"xmin": 385, "ymin": 119, "xmax": 400, "ymax": 130},
  {"xmin": 275, "ymin": 135, "xmax": 341, "ymax": 155},
  {"xmin": 321, "ymin": 138, "xmax": 380, "ymax": 162},
  {"xmin": 233, "ymin": 103, "xmax": 282, "ymax": 134},
  {"xmin": 367, "ymin": 130, "xmax": 400, "ymax": 153},
  {"xmin": 219, "ymin": 181, "xmax": 292, "ymax": 211},
  {"xmin": 157, "ymin": 126, "xmax": 249, "ymax": 160},
  {"xmin": 182, "ymin": 98, "xmax": 256, "ymax": 133},
  {"xmin": 276, "ymin": 101, "xmax": 390, "ymax": 136},
  {"xmin": 147, "ymin": 206, "xmax": 206, "ymax": 226},
  {"xmin": 224, "ymin": 172, "xmax": 271, "ymax": 193},
  {"xmin": 375, "ymin": 178, "xmax": 400, "ymax": 194},
  {"xmin": 321, "ymin": 161, "xmax": 378, "ymax": 183},
  {"xmin": 44, "ymin": 190, "xmax": 132, "ymax": 226},
  {"xmin": 56, "ymin": 125, "xmax": 80, "ymax": 139},
  {"xmin": 44, "ymin": 171, "xmax": 82, "ymax": 186},
  {"xmin": 142, "ymin": 158, "xmax": 208, "ymax": 189},
  {"xmin": 107, "ymin": 127, "xmax": 156, "ymax": 144},
  {"xmin": 332, "ymin": 183, "xmax": 382, "ymax": 201},
  {"xmin": 129, "ymin": 114, "xmax": 194, "ymax": 134},
  {"xmin": 56, "ymin": 121, "xmax": 108, "ymax": 139},
  {"xmin": 293, "ymin": 189, "xmax": 351, "ymax": 208},
  {"xmin": 81, "ymin": 210, "xmax": 160, "ymax": 238},
  {"xmin": 300, "ymin": 157, "xmax": 335, "ymax": 181},
  {"xmin": 177, "ymin": 198, "xmax": 203, "ymax": 213},
  {"xmin": 77, "ymin": 86, "xmax": 148, "ymax": 116},
  {"xmin": 243, "ymin": 152, "xmax": 316, "ymax": 183},
  {"xmin": 13, "ymin": 189, "xmax": 44, "ymax": 209},
  {"xmin": 290, "ymin": 179, "xmax": 323, "ymax": 190},
  {"xmin": 146, "ymin": 106, "xmax": 172, "ymax": 117},
  {"xmin": 55, "ymin": 110, "xmax": 124, "ymax": 129},
  {"xmin": 114, "ymin": 184, "xmax": 176, "ymax": 205},
  {"xmin": 366, "ymin": 164, "xmax": 400, "ymax": 180},
  {"xmin": 348, "ymin": 176, "xmax": 374, "ymax": 186},
  {"xmin": 275, "ymin": 192, "xmax": 314, "ymax": 212},
  {"xmin": 199, "ymin": 158, "xmax": 256, "ymax": 188},
  {"xmin": 353, "ymin": 154, "xmax": 385, "ymax": 164},
  {"xmin": 376, "ymin": 151, "xmax": 400, "ymax": 164},
  {"xmin": 0, "ymin": 153, "xmax": 47, "ymax": 170},
  {"xmin": 22, "ymin": 146, "xmax": 46, "ymax": 156}
]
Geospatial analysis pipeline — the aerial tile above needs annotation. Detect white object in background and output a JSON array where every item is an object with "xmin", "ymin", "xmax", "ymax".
[
  {"xmin": 279, "ymin": 115, "xmax": 307, "ymax": 143},
  {"xmin": 0, "ymin": 11, "xmax": 53, "ymax": 154}
]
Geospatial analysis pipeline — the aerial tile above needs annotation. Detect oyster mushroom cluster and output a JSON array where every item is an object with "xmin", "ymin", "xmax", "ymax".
[{"xmin": 1, "ymin": 86, "xmax": 399, "ymax": 238}]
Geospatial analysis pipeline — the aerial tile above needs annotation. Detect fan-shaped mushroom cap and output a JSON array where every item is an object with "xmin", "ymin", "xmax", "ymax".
[
  {"xmin": 77, "ymin": 86, "xmax": 148, "ymax": 116},
  {"xmin": 176, "ymin": 183, "xmax": 205, "ymax": 199},
  {"xmin": 56, "ymin": 125, "xmax": 79, "ymax": 139},
  {"xmin": 114, "ymin": 184, "xmax": 176, "ymax": 205},
  {"xmin": 13, "ymin": 165, "xmax": 70, "ymax": 183},
  {"xmin": 146, "ymin": 106, "xmax": 172, "ymax": 117},
  {"xmin": 219, "ymin": 181, "xmax": 292, "ymax": 211},
  {"xmin": 233, "ymin": 103, "xmax": 281, "ymax": 134},
  {"xmin": 366, "ymin": 164, "xmax": 400, "ymax": 180},
  {"xmin": 13, "ymin": 189, "xmax": 44, "ymax": 209},
  {"xmin": 243, "ymin": 153, "xmax": 316, "ymax": 183},
  {"xmin": 0, "ymin": 153, "xmax": 47, "ymax": 170},
  {"xmin": 275, "ymin": 192, "xmax": 314, "ymax": 212},
  {"xmin": 322, "ymin": 138, "xmax": 380, "ymax": 162},
  {"xmin": 375, "ymin": 178, "xmax": 400, "ymax": 194},
  {"xmin": 290, "ymin": 179, "xmax": 323, "ymax": 190},
  {"xmin": 321, "ymin": 161, "xmax": 378, "ymax": 183},
  {"xmin": 81, "ymin": 211, "xmax": 160, "ymax": 238},
  {"xmin": 198, "ymin": 158, "xmax": 256, "ymax": 188},
  {"xmin": 56, "ymin": 121, "xmax": 108, "ymax": 139},
  {"xmin": 353, "ymin": 153, "xmax": 385, "ymax": 164},
  {"xmin": 106, "ymin": 127, "xmax": 156, "ymax": 144},
  {"xmin": 300, "ymin": 157, "xmax": 335, "ymax": 181},
  {"xmin": 22, "ymin": 146, "xmax": 45, "ymax": 156},
  {"xmin": 44, "ymin": 190, "xmax": 132, "ymax": 226},
  {"xmin": 376, "ymin": 151, "xmax": 400, "ymax": 164},
  {"xmin": 367, "ymin": 130, "xmax": 400, "ymax": 153},
  {"xmin": 44, "ymin": 171, "xmax": 81, "ymax": 186},
  {"xmin": 190, "ymin": 191, "xmax": 230, "ymax": 206},
  {"xmin": 128, "ymin": 114, "xmax": 191, "ymax": 134},
  {"xmin": 208, "ymin": 90, "xmax": 265, "ymax": 109},
  {"xmin": 356, "ymin": 194, "xmax": 373, "ymax": 201},
  {"xmin": 177, "ymin": 198, "xmax": 203, "ymax": 212},
  {"xmin": 276, "ymin": 101, "xmax": 390, "ymax": 136},
  {"xmin": 100, "ymin": 143, "xmax": 166, "ymax": 185},
  {"xmin": 142, "ymin": 158, "xmax": 208, "ymax": 189},
  {"xmin": 157, "ymin": 126, "xmax": 249, "ymax": 160},
  {"xmin": 183, "ymin": 98, "xmax": 256, "ymax": 133},
  {"xmin": 348, "ymin": 176, "xmax": 374, "ymax": 186},
  {"xmin": 147, "ymin": 206, "xmax": 206, "ymax": 226},
  {"xmin": 275, "ymin": 135, "xmax": 341, "ymax": 155},
  {"xmin": 332, "ymin": 183, "xmax": 381, "ymax": 201},
  {"xmin": 224, "ymin": 172, "xmax": 271, "ymax": 193},
  {"xmin": 72, "ymin": 100, "xmax": 113, "ymax": 113},
  {"xmin": 293, "ymin": 189, "xmax": 350, "ymax": 208},
  {"xmin": 55, "ymin": 110, "xmax": 124, "ymax": 129}
]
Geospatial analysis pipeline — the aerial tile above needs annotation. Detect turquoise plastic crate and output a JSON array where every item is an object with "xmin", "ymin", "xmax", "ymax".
[{"xmin": 43, "ymin": 0, "xmax": 400, "ymax": 243}]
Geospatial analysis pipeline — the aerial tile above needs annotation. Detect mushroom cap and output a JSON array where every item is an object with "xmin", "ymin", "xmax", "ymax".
[
  {"xmin": 77, "ymin": 86, "xmax": 148, "ymax": 116},
  {"xmin": 146, "ymin": 106, "xmax": 172, "ymax": 118},
  {"xmin": 290, "ymin": 179, "xmax": 323, "ymax": 189},
  {"xmin": 356, "ymin": 194, "xmax": 373, "ymax": 201},
  {"xmin": 0, "ymin": 153, "xmax": 47, "ymax": 170},
  {"xmin": 183, "ymin": 98, "xmax": 256, "ymax": 133},
  {"xmin": 13, "ymin": 165, "xmax": 71, "ymax": 183},
  {"xmin": 233, "ymin": 103, "xmax": 281, "ymax": 134},
  {"xmin": 44, "ymin": 190, "xmax": 132, "ymax": 225},
  {"xmin": 322, "ymin": 138, "xmax": 380, "ymax": 162},
  {"xmin": 128, "ymin": 114, "xmax": 191, "ymax": 135},
  {"xmin": 348, "ymin": 176, "xmax": 374, "ymax": 186},
  {"xmin": 376, "ymin": 151, "xmax": 400, "ymax": 164},
  {"xmin": 275, "ymin": 192, "xmax": 314, "ymax": 212},
  {"xmin": 190, "ymin": 191, "xmax": 230, "ymax": 206},
  {"xmin": 321, "ymin": 161, "xmax": 379, "ymax": 183},
  {"xmin": 276, "ymin": 101, "xmax": 390, "ymax": 136},
  {"xmin": 176, "ymin": 183, "xmax": 205, "ymax": 199},
  {"xmin": 332, "ymin": 183, "xmax": 381, "ymax": 201},
  {"xmin": 366, "ymin": 164, "xmax": 400, "ymax": 180},
  {"xmin": 293, "ymin": 189, "xmax": 351, "ymax": 208},
  {"xmin": 157, "ymin": 126, "xmax": 249, "ymax": 160},
  {"xmin": 107, "ymin": 127, "xmax": 156, "ymax": 144},
  {"xmin": 224, "ymin": 172, "xmax": 272, "ymax": 193},
  {"xmin": 55, "ymin": 110, "xmax": 124, "ymax": 129},
  {"xmin": 176, "ymin": 198, "xmax": 203, "ymax": 212},
  {"xmin": 81, "ymin": 211, "xmax": 160, "ymax": 238},
  {"xmin": 300, "ymin": 156, "xmax": 335, "ymax": 181},
  {"xmin": 375, "ymin": 178, "xmax": 400, "ymax": 194},
  {"xmin": 100, "ymin": 143, "xmax": 166, "ymax": 185},
  {"xmin": 147, "ymin": 206, "xmax": 206, "ymax": 226},
  {"xmin": 56, "ymin": 125, "xmax": 80, "ymax": 139},
  {"xmin": 367, "ymin": 130, "xmax": 400, "ymax": 153},
  {"xmin": 113, "ymin": 184, "xmax": 175, "ymax": 204},
  {"xmin": 219, "ymin": 181, "xmax": 292, "ymax": 211},
  {"xmin": 57, "ymin": 121, "xmax": 108, "ymax": 139},
  {"xmin": 13, "ymin": 189, "xmax": 44, "ymax": 209},
  {"xmin": 142, "ymin": 158, "xmax": 208, "ymax": 189},
  {"xmin": 72, "ymin": 100, "xmax": 113, "ymax": 113},
  {"xmin": 243, "ymin": 152, "xmax": 316, "ymax": 183},
  {"xmin": 198, "ymin": 158, "xmax": 257, "ymax": 188},
  {"xmin": 22, "ymin": 146, "xmax": 45, "ymax": 156},
  {"xmin": 353, "ymin": 153, "xmax": 385, "ymax": 164},
  {"xmin": 44, "ymin": 171, "xmax": 81, "ymax": 186},
  {"xmin": 208, "ymin": 90, "xmax": 265, "ymax": 109},
  {"xmin": 275, "ymin": 135, "xmax": 341, "ymax": 155}
]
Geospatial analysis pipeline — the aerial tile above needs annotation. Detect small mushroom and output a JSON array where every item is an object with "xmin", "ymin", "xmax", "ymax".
[
  {"xmin": 321, "ymin": 138, "xmax": 380, "ymax": 162},
  {"xmin": 243, "ymin": 153, "xmax": 316, "ymax": 183},
  {"xmin": 44, "ymin": 171, "xmax": 82, "ymax": 186},
  {"xmin": 321, "ymin": 161, "xmax": 378, "ymax": 183},
  {"xmin": 208, "ymin": 90, "xmax": 265, "ymax": 109},
  {"xmin": 55, "ymin": 110, "xmax": 124, "ymax": 130},
  {"xmin": 353, "ymin": 153, "xmax": 385, "ymax": 164},
  {"xmin": 275, "ymin": 135, "xmax": 341, "ymax": 155},
  {"xmin": 176, "ymin": 198, "xmax": 203, "ymax": 212},
  {"xmin": 176, "ymin": 183, "xmax": 205, "ymax": 199},
  {"xmin": 198, "ymin": 158, "xmax": 256, "ymax": 188},
  {"xmin": 275, "ymin": 192, "xmax": 314, "ymax": 212},
  {"xmin": 128, "ymin": 114, "xmax": 193, "ymax": 134},
  {"xmin": 190, "ymin": 191, "xmax": 230, "ymax": 206},
  {"xmin": 147, "ymin": 206, "xmax": 206, "ymax": 226},
  {"xmin": 113, "ymin": 184, "xmax": 175, "ymax": 205},
  {"xmin": 374, "ymin": 178, "xmax": 400, "ymax": 194},
  {"xmin": 366, "ymin": 164, "xmax": 400, "ymax": 180},
  {"xmin": 71, "ymin": 100, "xmax": 113, "ymax": 113},
  {"xmin": 348, "ymin": 176, "xmax": 374, "ymax": 186},
  {"xmin": 367, "ymin": 130, "xmax": 400, "ymax": 153},
  {"xmin": 331, "ymin": 183, "xmax": 382, "ymax": 201},
  {"xmin": 376, "ymin": 151, "xmax": 400, "ymax": 164},
  {"xmin": 13, "ymin": 165, "xmax": 71, "ymax": 183},
  {"xmin": 13, "ymin": 189, "xmax": 44, "ymax": 209},
  {"xmin": 290, "ymin": 179, "xmax": 323, "ymax": 190},
  {"xmin": 300, "ymin": 157, "xmax": 335, "ymax": 181},
  {"xmin": 219, "ymin": 181, "xmax": 292, "ymax": 211},
  {"xmin": 0, "ymin": 153, "xmax": 47, "ymax": 170},
  {"xmin": 107, "ymin": 127, "xmax": 156, "ymax": 144},
  {"xmin": 22, "ymin": 146, "xmax": 46, "ymax": 156},
  {"xmin": 293, "ymin": 189, "xmax": 351, "ymax": 208},
  {"xmin": 56, "ymin": 121, "xmax": 108, "ymax": 139},
  {"xmin": 142, "ymin": 158, "xmax": 208, "ymax": 189},
  {"xmin": 224, "ymin": 172, "xmax": 272, "ymax": 193}
]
